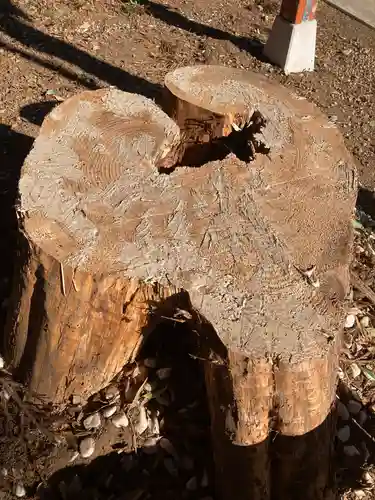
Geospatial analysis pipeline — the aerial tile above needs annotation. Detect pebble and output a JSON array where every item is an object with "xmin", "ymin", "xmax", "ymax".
[
  {"xmin": 345, "ymin": 314, "xmax": 356, "ymax": 329},
  {"xmin": 79, "ymin": 437, "xmax": 95, "ymax": 458},
  {"xmin": 102, "ymin": 404, "xmax": 117, "ymax": 418},
  {"xmin": 343, "ymin": 445, "xmax": 360, "ymax": 457},
  {"xmin": 341, "ymin": 48, "xmax": 353, "ymax": 56},
  {"xmin": 328, "ymin": 115, "xmax": 338, "ymax": 123},
  {"xmin": 354, "ymin": 490, "xmax": 366, "ymax": 499},
  {"xmin": 134, "ymin": 406, "xmax": 148, "ymax": 435},
  {"xmin": 122, "ymin": 455, "xmax": 136, "ymax": 472},
  {"xmin": 337, "ymin": 425, "xmax": 350, "ymax": 442},
  {"xmin": 133, "ymin": 364, "xmax": 147, "ymax": 379},
  {"xmin": 160, "ymin": 437, "xmax": 179, "ymax": 460},
  {"xmin": 363, "ymin": 471, "xmax": 374, "ymax": 484},
  {"xmin": 360, "ymin": 316, "xmax": 370, "ymax": 328},
  {"xmin": 337, "ymin": 401, "xmax": 350, "ymax": 420},
  {"xmin": 143, "ymin": 437, "xmax": 160, "ymax": 454},
  {"xmin": 71, "ymin": 395, "xmax": 83, "ymax": 406},
  {"xmin": 15, "ymin": 482, "xmax": 26, "ymax": 498},
  {"xmin": 83, "ymin": 412, "xmax": 101, "ymax": 430},
  {"xmin": 186, "ymin": 476, "xmax": 198, "ymax": 491},
  {"xmin": 156, "ymin": 367, "xmax": 172, "ymax": 380},
  {"xmin": 144, "ymin": 382, "xmax": 152, "ymax": 392},
  {"xmin": 164, "ymin": 457, "xmax": 178, "ymax": 477},
  {"xmin": 112, "ymin": 412, "xmax": 129, "ymax": 428},
  {"xmin": 201, "ymin": 470, "xmax": 209, "ymax": 488},
  {"xmin": 0, "ymin": 354, "xmax": 4, "ymax": 369},
  {"xmin": 143, "ymin": 358, "xmax": 157, "ymax": 369},
  {"xmin": 358, "ymin": 410, "xmax": 368, "ymax": 426},
  {"xmin": 104, "ymin": 385, "xmax": 120, "ymax": 401},
  {"xmin": 180, "ymin": 455, "xmax": 194, "ymax": 471},
  {"xmin": 350, "ymin": 363, "xmax": 362, "ymax": 379},
  {"xmin": 347, "ymin": 399, "xmax": 362, "ymax": 415},
  {"xmin": 156, "ymin": 392, "xmax": 170, "ymax": 406}
]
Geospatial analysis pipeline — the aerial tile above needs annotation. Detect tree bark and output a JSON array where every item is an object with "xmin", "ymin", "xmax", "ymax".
[{"xmin": 164, "ymin": 65, "xmax": 357, "ymax": 500}]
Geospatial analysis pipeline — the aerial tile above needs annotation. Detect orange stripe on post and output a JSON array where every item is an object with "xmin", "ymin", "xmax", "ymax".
[{"xmin": 280, "ymin": 0, "xmax": 317, "ymax": 24}]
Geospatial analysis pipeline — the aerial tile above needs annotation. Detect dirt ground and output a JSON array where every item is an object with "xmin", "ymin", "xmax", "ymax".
[{"xmin": 1, "ymin": 0, "xmax": 375, "ymax": 499}]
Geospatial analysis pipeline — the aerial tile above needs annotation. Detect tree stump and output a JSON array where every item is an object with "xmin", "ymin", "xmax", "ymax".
[
  {"xmin": 3, "ymin": 89, "xmax": 183, "ymax": 403},
  {"xmin": 162, "ymin": 66, "xmax": 357, "ymax": 500},
  {"xmin": 3, "ymin": 66, "xmax": 357, "ymax": 499}
]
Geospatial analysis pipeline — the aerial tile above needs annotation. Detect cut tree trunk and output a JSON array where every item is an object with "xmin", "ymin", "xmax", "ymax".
[
  {"xmin": 163, "ymin": 65, "xmax": 357, "ymax": 500},
  {"xmin": 3, "ymin": 89, "xmax": 183, "ymax": 403},
  {"xmin": 3, "ymin": 66, "xmax": 357, "ymax": 499}
]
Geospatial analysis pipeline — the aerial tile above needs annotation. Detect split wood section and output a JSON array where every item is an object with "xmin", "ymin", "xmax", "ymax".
[{"xmin": 4, "ymin": 66, "xmax": 357, "ymax": 500}]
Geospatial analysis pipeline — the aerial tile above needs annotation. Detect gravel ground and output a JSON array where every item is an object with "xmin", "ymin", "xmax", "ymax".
[{"xmin": 1, "ymin": 0, "xmax": 375, "ymax": 498}]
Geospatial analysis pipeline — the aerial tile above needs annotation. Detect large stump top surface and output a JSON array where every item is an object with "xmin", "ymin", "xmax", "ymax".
[{"xmin": 19, "ymin": 71, "xmax": 357, "ymax": 359}]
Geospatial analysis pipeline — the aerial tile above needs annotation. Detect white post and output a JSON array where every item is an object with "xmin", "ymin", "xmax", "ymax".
[{"xmin": 264, "ymin": 0, "xmax": 318, "ymax": 74}]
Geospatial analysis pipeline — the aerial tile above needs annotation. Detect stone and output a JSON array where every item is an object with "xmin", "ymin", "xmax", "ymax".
[
  {"xmin": 104, "ymin": 385, "xmax": 120, "ymax": 401},
  {"xmin": 156, "ymin": 368, "xmax": 172, "ymax": 380},
  {"xmin": 102, "ymin": 404, "xmax": 117, "ymax": 418},
  {"xmin": 343, "ymin": 445, "xmax": 360, "ymax": 457},
  {"xmin": 337, "ymin": 401, "xmax": 350, "ymax": 420},
  {"xmin": 79, "ymin": 437, "xmax": 95, "ymax": 458},
  {"xmin": 345, "ymin": 314, "xmax": 356, "ymax": 329},
  {"xmin": 112, "ymin": 412, "xmax": 129, "ymax": 428},
  {"xmin": 337, "ymin": 425, "xmax": 350, "ymax": 442},
  {"xmin": 347, "ymin": 399, "xmax": 362, "ymax": 415},
  {"xmin": 15, "ymin": 482, "xmax": 26, "ymax": 498},
  {"xmin": 83, "ymin": 412, "xmax": 101, "ymax": 430}
]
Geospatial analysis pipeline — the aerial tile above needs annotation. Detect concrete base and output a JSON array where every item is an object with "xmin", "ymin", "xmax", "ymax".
[{"xmin": 264, "ymin": 15, "xmax": 317, "ymax": 74}]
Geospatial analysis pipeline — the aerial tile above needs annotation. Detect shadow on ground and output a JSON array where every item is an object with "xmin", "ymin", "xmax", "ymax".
[
  {"xmin": 0, "ymin": 0, "xmax": 163, "ymax": 101},
  {"xmin": 140, "ymin": 0, "xmax": 267, "ymax": 60},
  {"xmin": 336, "ymin": 380, "xmax": 375, "ymax": 494},
  {"xmin": 0, "ymin": 126, "xmax": 33, "ymax": 333},
  {"xmin": 20, "ymin": 101, "xmax": 58, "ymax": 126}
]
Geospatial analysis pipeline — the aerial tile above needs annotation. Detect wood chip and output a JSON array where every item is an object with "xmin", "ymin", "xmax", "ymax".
[
  {"xmin": 351, "ymin": 271, "xmax": 375, "ymax": 306},
  {"xmin": 360, "ymin": 316, "xmax": 370, "ymax": 328}
]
